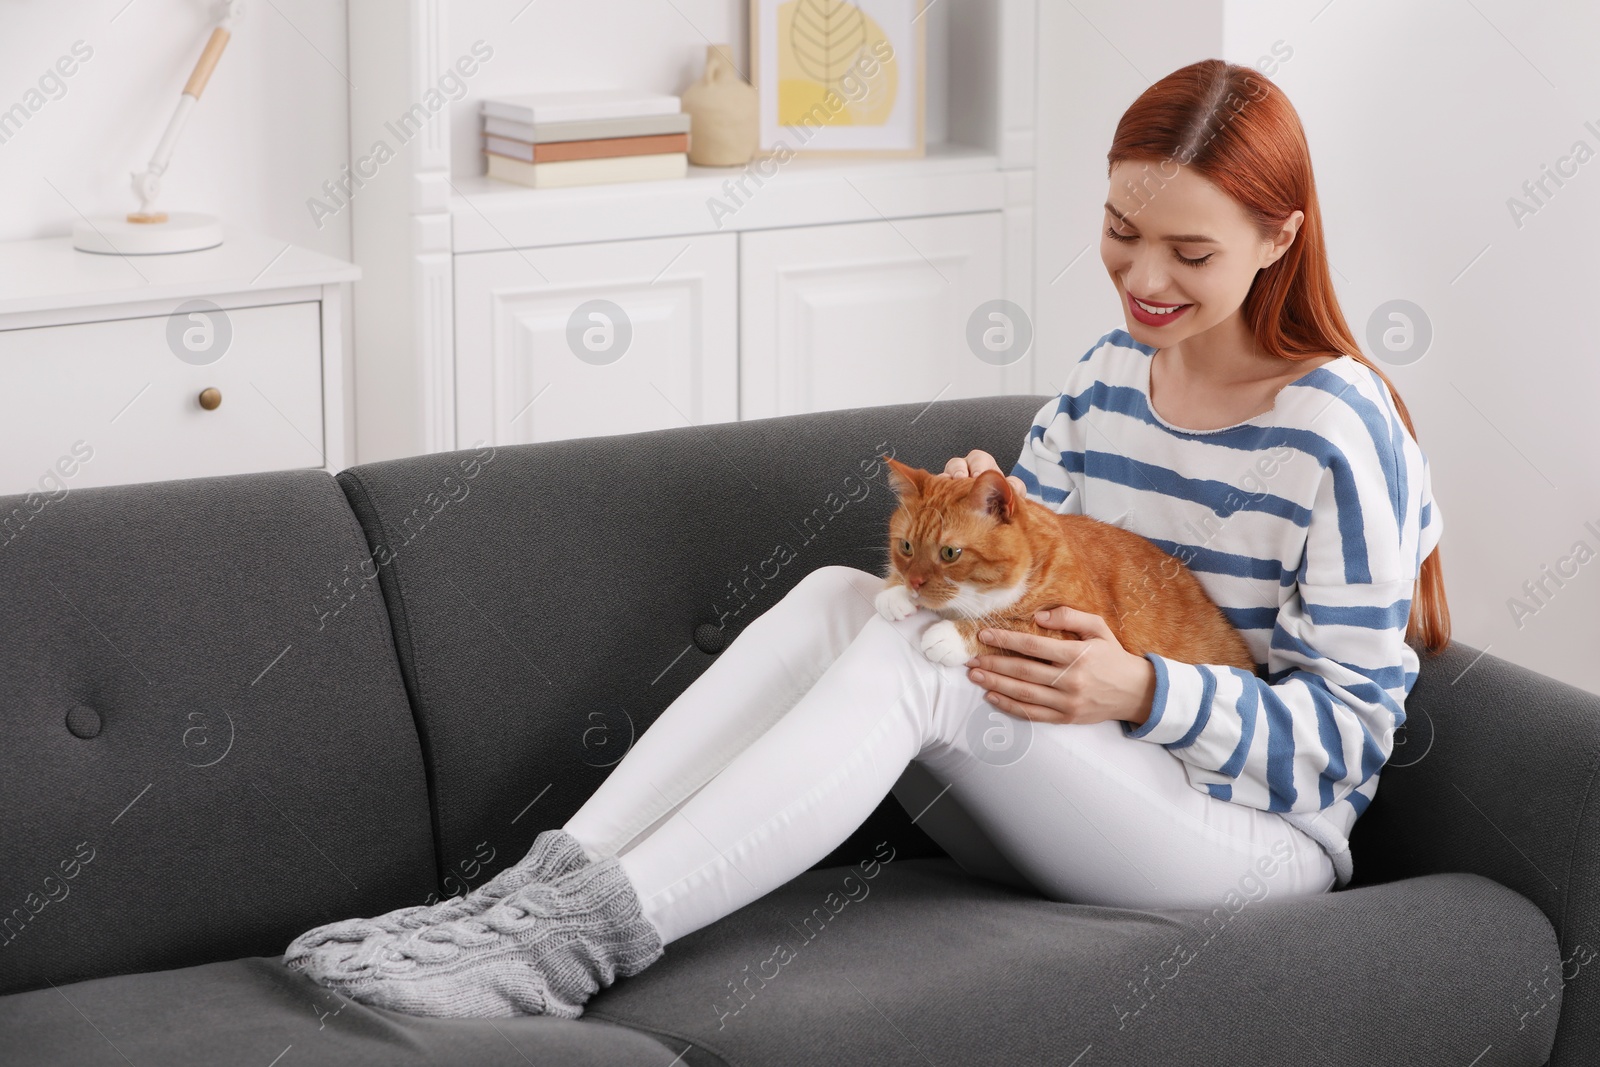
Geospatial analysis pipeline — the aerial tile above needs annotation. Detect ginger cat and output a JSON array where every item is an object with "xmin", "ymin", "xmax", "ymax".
[{"xmin": 874, "ymin": 458, "xmax": 1256, "ymax": 673}]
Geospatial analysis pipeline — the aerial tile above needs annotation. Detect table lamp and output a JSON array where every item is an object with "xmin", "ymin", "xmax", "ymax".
[{"xmin": 73, "ymin": 0, "xmax": 244, "ymax": 255}]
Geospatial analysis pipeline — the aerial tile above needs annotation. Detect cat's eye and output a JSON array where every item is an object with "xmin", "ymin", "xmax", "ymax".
[
  {"xmin": 940, "ymin": 545, "xmax": 961, "ymax": 562},
  {"xmin": 897, "ymin": 539, "xmax": 913, "ymax": 555}
]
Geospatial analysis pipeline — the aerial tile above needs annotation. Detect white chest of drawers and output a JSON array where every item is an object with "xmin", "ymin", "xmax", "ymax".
[{"xmin": 0, "ymin": 231, "xmax": 359, "ymax": 498}]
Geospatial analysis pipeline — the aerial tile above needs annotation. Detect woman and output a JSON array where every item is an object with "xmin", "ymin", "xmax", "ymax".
[{"xmin": 284, "ymin": 58, "xmax": 1448, "ymax": 1019}]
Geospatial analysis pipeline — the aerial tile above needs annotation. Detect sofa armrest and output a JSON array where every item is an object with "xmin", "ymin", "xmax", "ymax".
[{"xmin": 1349, "ymin": 640, "xmax": 1600, "ymax": 1062}]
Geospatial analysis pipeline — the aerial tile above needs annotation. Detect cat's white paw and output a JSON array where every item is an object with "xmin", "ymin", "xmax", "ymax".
[
  {"xmin": 875, "ymin": 585, "xmax": 920, "ymax": 622},
  {"xmin": 921, "ymin": 620, "xmax": 973, "ymax": 668}
]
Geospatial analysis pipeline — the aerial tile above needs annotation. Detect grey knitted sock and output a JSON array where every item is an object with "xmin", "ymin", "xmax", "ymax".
[
  {"xmin": 283, "ymin": 829, "xmax": 591, "ymax": 967},
  {"xmin": 289, "ymin": 854, "xmax": 664, "ymax": 1018}
]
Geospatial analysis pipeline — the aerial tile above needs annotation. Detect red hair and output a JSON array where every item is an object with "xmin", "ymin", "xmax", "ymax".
[{"xmin": 1106, "ymin": 59, "xmax": 1450, "ymax": 655}]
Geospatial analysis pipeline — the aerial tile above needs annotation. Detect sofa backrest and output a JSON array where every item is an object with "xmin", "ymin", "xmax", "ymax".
[
  {"xmin": 0, "ymin": 470, "xmax": 436, "ymax": 996},
  {"xmin": 334, "ymin": 395, "xmax": 1047, "ymax": 884},
  {"xmin": 1348, "ymin": 638, "xmax": 1600, "ymax": 903}
]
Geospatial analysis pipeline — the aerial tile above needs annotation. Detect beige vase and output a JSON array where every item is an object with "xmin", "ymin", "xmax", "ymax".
[{"xmin": 682, "ymin": 44, "xmax": 758, "ymax": 167}]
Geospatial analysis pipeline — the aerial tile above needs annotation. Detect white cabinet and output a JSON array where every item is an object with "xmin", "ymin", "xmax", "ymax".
[
  {"xmin": 739, "ymin": 212, "xmax": 1010, "ymax": 420},
  {"xmin": 0, "ymin": 232, "xmax": 358, "ymax": 497},
  {"xmin": 0, "ymin": 302, "xmax": 324, "ymax": 494},
  {"xmin": 452, "ymin": 216, "xmax": 1014, "ymax": 444},
  {"xmin": 453, "ymin": 234, "xmax": 738, "ymax": 447}
]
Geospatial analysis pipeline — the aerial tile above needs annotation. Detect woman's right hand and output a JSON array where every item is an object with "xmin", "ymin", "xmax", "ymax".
[{"xmin": 940, "ymin": 450, "xmax": 1027, "ymax": 497}]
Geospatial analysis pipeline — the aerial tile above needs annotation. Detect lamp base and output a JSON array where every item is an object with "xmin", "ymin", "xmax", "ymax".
[{"xmin": 73, "ymin": 212, "xmax": 224, "ymax": 255}]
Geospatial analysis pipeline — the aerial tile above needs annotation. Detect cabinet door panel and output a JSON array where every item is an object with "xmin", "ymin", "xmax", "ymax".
[
  {"xmin": 454, "ymin": 235, "xmax": 737, "ymax": 447},
  {"xmin": 0, "ymin": 301, "xmax": 324, "ymax": 495},
  {"xmin": 740, "ymin": 213, "xmax": 1019, "ymax": 420}
]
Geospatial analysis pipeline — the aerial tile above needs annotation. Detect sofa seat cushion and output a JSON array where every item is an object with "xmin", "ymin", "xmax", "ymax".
[
  {"xmin": 0, "ymin": 859, "xmax": 1561, "ymax": 1066},
  {"xmin": 585, "ymin": 857, "xmax": 1563, "ymax": 1067},
  {"xmin": 0, "ymin": 956, "xmax": 686, "ymax": 1067}
]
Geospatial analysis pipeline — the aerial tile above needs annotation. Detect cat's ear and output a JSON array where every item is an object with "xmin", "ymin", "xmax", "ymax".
[
  {"xmin": 884, "ymin": 457, "xmax": 930, "ymax": 499},
  {"xmin": 968, "ymin": 470, "xmax": 1017, "ymax": 522}
]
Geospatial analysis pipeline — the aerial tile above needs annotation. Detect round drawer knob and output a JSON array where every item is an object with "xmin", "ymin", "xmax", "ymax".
[{"xmin": 198, "ymin": 387, "xmax": 222, "ymax": 411}]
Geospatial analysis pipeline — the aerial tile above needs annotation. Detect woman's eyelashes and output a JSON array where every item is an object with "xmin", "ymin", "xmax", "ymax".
[{"xmin": 1103, "ymin": 224, "xmax": 1215, "ymax": 268}]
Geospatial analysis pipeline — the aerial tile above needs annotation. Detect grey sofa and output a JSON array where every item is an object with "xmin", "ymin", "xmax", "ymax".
[{"xmin": 2, "ymin": 394, "xmax": 1594, "ymax": 1066}]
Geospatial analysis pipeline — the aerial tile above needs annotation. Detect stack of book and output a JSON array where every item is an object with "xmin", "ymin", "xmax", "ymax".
[{"xmin": 481, "ymin": 89, "xmax": 690, "ymax": 189}]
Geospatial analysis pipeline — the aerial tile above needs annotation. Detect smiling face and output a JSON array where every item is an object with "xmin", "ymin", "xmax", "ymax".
[{"xmin": 1101, "ymin": 159, "xmax": 1302, "ymax": 348}]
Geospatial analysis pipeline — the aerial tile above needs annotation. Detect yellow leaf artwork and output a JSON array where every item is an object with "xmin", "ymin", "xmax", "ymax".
[{"xmin": 777, "ymin": 0, "xmax": 899, "ymax": 127}]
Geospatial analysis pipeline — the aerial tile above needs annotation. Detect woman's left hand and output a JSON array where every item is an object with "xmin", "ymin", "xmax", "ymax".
[{"xmin": 962, "ymin": 607, "xmax": 1158, "ymax": 728}]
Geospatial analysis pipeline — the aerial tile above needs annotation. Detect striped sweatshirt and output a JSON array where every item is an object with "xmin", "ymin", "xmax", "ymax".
[{"xmin": 1009, "ymin": 329, "xmax": 1442, "ymax": 888}]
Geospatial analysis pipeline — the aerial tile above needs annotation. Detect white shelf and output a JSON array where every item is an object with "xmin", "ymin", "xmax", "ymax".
[
  {"xmin": 449, "ymin": 142, "xmax": 1008, "ymax": 253},
  {"xmin": 0, "ymin": 230, "xmax": 360, "ymax": 320},
  {"xmin": 348, "ymin": 0, "xmax": 1038, "ymax": 459}
]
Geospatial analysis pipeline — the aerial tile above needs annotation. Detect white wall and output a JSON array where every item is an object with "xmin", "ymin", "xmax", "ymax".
[
  {"xmin": 1224, "ymin": 0, "xmax": 1600, "ymax": 696},
  {"xmin": 0, "ymin": 0, "xmax": 351, "ymax": 258},
  {"xmin": 1036, "ymin": 0, "xmax": 1600, "ymax": 695}
]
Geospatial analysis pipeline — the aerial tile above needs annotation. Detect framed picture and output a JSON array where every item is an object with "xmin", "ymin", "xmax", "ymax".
[{"xmin": 750, "ymin": 0, "xmax": 926, "ymax": 158}]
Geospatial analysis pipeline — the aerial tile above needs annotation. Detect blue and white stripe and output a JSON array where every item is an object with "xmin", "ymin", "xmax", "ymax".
[{"xmin": 1010, "ymin": 329, "xmax": 1443, "ymax": 887}]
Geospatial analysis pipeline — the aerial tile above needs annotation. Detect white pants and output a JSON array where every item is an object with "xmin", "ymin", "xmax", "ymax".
[{"xmin": 564, "ymin": 566, "xmax": 1336, "ymax": 945}]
